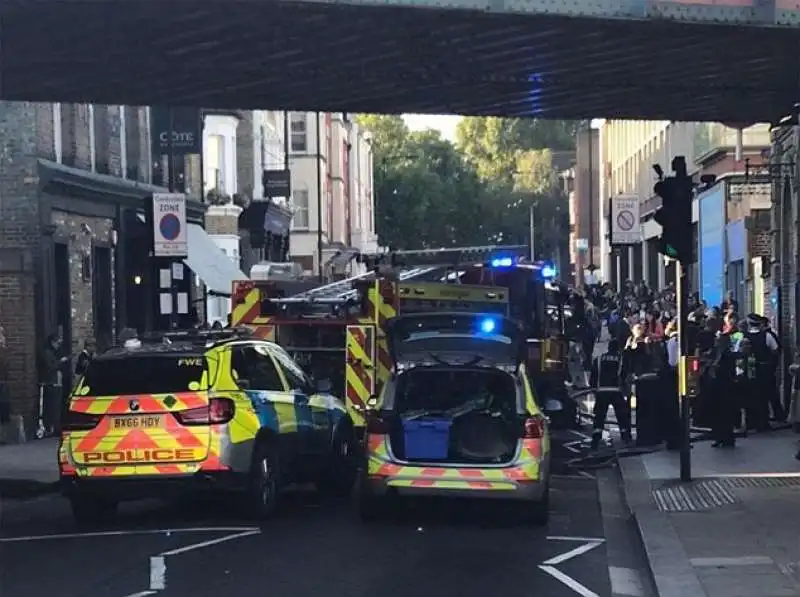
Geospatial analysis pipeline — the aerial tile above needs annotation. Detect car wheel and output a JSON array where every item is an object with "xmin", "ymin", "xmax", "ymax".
[
  {"xmin": 248, "ymin": 441, "xmax": 280, "ymax": 520},
  {"xmin": 69, "ymin": 495, "xmax": 117, "ymax": 526},
  {"xmin": 317, "ymin": 420, "xmax": 358, "ymax": 498}
]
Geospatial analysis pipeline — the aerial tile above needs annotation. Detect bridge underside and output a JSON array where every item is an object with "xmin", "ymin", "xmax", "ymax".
[{"xmin": 1, "ymin": 0, "xmax": 799, "ymax": 121}]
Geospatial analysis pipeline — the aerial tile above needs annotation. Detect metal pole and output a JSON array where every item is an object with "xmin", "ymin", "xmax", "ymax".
[
  {"xmin": 587, "ymin": 124, "xmax": 595, "ymax": 269},
  {"xmin": 529, "ymin": 202, "xmax": 535, "ymax": 261},
  {"xmin": 167, "ymin": 109, "xmax": 176, "ymax": 193},
  {"xmin": 166, "ymin": 108, "xmax": 177, "ymax": 330},
  {"xmin": 198, "ymin": 110, "xmax": 208, "ymax": 326},
  {"xmin": 282, "ymin": 111, "xmax": 291, "ymax": 264},
  {"xmin": 284, "ymin": 111, "xmax": 290, "ymax": 172},
  {"xmin": 316, "ymin": 112, "xmax": 323, "ymax": 282},
  {"xmin": 677, "ymin": 259, "xmax": 691, "ymax": 481}
]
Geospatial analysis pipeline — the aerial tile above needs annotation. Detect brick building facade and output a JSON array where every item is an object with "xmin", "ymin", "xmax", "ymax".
[
  {"xmin": 0, "ymin": 101, "xmax": 207, "ymax": 430},
  {"xmin": 770, "ymin": 125, "xmax": 798, "ymax": 405}
]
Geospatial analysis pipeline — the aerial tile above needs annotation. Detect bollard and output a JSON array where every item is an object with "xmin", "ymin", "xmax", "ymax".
[{"xmin": 635, "ymin": 373, "xmax": 661, "ymax": 446}]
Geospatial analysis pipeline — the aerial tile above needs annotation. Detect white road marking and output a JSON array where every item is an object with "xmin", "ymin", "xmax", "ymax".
[
  {"xmin": 608, "ymin": 566, "xmax": 646, "ymax": 597},
  {"xmin": 547, "ymin": 536, "xmax": 606, "ymax": 542},
  {"xmin": 690, "ymin": 556, "xmax": 774, "ymax": 567},
  {"xmin": 149, "ymin": 556, "xmax": 166, "ymax": 590},
  {"xmin": 160, "ymin": 529, "xmax": 260, "ymax": 556},
  {"xmin": 0, "ymin": 526, "xmax": 259, "ymax": 543},
  {"xmin": 544, "ymin": 540, "xmax": 604, "ymax": 565},
  {"xmin": 540, "ymin": 565, "xmax": 600, "ymax": 597},
  {"xmin": 552, "ymin": 473, "xmax": 595, "ymax": 480},
  {"xmin": 571, "ymin": 430, "xmax": 593, "ymax": 441},
  {"xmin": 121, "ymin": 529, "xmax": 261, "ymax": 597},
  {"xmin": 539, "ymin": 538, "xmax": 607, "ymax": 597},
  {"xmin": 563, "ymin": 441, "xmax": 584, "ymax": 454}
]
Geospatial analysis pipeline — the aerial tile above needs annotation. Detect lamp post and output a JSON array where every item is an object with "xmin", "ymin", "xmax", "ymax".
[{"xmin": 316, "ymin": 112, "xmax": 323, "ymax": 281}]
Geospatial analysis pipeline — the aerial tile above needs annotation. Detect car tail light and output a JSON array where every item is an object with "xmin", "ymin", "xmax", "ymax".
[
  {"xmin": 523, "ymin": 415, "xmax": 546, "ymax": 439},
  {"xmin": 174, "ymin": 398, "xmax": 235, "ymax": 426},
  {"xmin": 366, "ymin": 412, "xmax": 391, "ymax": 434},
  {"xmin": 63, "ymin": 411, "xmax": 101, "ymax": 431}
]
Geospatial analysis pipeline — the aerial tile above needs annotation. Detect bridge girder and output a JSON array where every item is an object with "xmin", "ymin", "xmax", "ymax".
[{"xmin": 0, "ymin": 0, "xmax": 798, "ymax": 121}]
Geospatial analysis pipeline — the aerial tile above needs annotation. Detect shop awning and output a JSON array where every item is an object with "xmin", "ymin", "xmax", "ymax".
[{"xmin": 184, "ymin": 224, "xmax": 248, "ymax": 296}]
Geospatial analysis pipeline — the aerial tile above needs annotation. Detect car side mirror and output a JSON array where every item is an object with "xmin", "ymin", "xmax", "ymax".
[
  {"xmin": 314, "ymin": 378, "xmax": 332, "ymax": 393},
  {"xmin": 237, "ymin": 379, "xmax": 251, "ymax": 390}
]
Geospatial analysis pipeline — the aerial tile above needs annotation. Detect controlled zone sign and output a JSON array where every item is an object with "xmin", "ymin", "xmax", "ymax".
[
  {"xmin": 610, "ymin": 195, "xmax": 642, "ymax": 246},
  {"xmin": 153, "ymin": 193, "xmax": 188, "ymax": 258}
]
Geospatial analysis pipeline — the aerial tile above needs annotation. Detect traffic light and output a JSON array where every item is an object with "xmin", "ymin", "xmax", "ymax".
[
  {"xmin": 680, "ymin": 355, "xmax": 701, "ymax": 397},
  {"xmin": 653, "ymin": 156, "xmax": 694, "ymax": 264}
]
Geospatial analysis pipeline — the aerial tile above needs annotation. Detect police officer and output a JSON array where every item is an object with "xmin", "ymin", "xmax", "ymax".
[
  {"xmin": 739, "ymin": 314, "xmax": 783, "ymax": 429},
  {"xmin": 589, "ymin": 339, "xmax": 632, "ymax": 449}
]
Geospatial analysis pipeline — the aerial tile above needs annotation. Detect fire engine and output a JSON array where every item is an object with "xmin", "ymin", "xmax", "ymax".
[{"xmin": 230, "ymin": 245, "xmax": 573, "ymax": 435}]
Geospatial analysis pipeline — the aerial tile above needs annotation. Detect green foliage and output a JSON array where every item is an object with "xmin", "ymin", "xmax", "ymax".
[
  {"xmin": 356, "ymin": 115, "xmax": 578, "ymax": 256},
  {"xmin": 356, "ymin": 115, "xmax": 487, "ymax": 249},
  {"xmin": 455, "ymin": 117, "xmax": 578, "ymax": 259}
]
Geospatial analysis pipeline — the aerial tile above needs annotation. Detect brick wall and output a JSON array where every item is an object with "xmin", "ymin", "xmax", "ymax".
[
  {"xmin": 0, "ymin": 102, "xmax": 152, "ymax": 427},
  {"xmin": 0, "ymin": 102, "xmax": 55, "ymax": 418},
  {"xmin": 93, "ymin": 105, "xmax": 124, "ymax": 177},
  {"xmin": 61, "ymin": 104, "xmax": 93, "ymax": 170},
  {"xmin": 124, "ymin": 106, "xmax": 152, "ymax": 183},
  {"xmin": 748, "ymin": 211, "xmax": 772, "ymax": 258},
  {"xmin": 205, "ymin": 206, "xmax": 241, "ymax": 236},
  {"xmin": 769, "ymin": 127, "xmax": 797, "ymax": 406},
  {"xmin": 50, "ymin": 212, "xmax": 115, "ymax": 355}
]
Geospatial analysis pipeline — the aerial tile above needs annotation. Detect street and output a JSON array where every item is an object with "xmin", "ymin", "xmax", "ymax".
[{"xmin": 0, "ymin": 432, "xmax": 655, "ymax": 597}]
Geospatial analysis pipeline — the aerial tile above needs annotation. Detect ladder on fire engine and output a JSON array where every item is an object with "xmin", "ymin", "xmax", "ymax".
[
  {"xmin": 281, "ymin": 245, "xmax": 530, "ymax": 303},
  {"xmin": 285, "ymin": 266, "xmax": 442, "ymax": 302},
  {"xmin": 360, "ymin": 244, "xmax": 530, "ymax": 269}
]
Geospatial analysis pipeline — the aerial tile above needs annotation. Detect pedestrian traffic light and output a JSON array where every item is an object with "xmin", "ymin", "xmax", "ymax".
[
  {"xmin": 653, "ymin": 156, "xmax": 694, "ymax": 264},
  {"xmin": 679, "ymin": 356, "xmax": 701, "ymax": 397}
]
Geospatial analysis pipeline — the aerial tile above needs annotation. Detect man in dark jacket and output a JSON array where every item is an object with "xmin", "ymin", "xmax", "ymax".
[
  {"xmin": 589, "ymin": 339, "xmax": 632, "ymax": 449},
  {"xmin": 742, "ymin": 314, "xmax": 783, "ymax": 428}
]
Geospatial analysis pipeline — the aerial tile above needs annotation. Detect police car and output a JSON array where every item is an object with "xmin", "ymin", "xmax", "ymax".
[
  {"xmin": 59, "ymin": 329, "xmax": 357, "ymax": 524},
  {"xmin": 358, "ymin": 313, "xmax": 552, "ymax": 524}
]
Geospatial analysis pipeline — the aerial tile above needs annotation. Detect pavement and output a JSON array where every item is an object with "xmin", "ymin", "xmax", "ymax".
[
  {"xmin": 0, "ymin": 437, "xmax": 59, "ymax": 498},
  {"xmin": 619, "ymin": 428, "xmax": 800, "ymax": 597},
  {"xmin": 0, "ymin": 429, "xmax": 656, "ymax": 597}
]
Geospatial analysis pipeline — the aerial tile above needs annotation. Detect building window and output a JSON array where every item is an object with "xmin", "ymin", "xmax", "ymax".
[
  {"xmin": 290, "ymin": 116, "xmax": 307, "ymax": 153},
  {"xmin": 205, "ymin": 134, "xmax": 224, "ymax": 194},
  {"xmin": 293, "ymin": 189, "xmax": 309, "ymax": 228}
]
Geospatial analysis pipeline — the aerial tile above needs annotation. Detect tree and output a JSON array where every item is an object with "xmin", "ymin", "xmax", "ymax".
[
  {"xmin": 356, "ymin": 115, "xmax": 487, "ymax": 249},
  {"xmin": 454, "ymin": 117, "xmax": 576, "ymax": 260}
]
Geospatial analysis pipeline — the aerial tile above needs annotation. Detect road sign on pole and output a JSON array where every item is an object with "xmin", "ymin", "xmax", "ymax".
[
  {"xmin": 609, "ymin": 195, "xmax": 642, "ymax": 246},
  {"xmin": 152, "ymin": 193, "xmax": 188, "ymax": 258}
]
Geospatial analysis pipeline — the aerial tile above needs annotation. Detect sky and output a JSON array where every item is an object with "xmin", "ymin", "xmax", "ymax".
[
  {"xmin": 403, "ymin": 114, "xmax": 462, "ymax": 142},
  {"xmin": 402, "ymin": 115, "xmax": 605, "ymax": 143}
]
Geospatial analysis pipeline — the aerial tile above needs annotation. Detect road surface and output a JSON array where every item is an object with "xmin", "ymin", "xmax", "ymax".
[{"xmin": 0, "ymin": 431, "xmax": 654, "ymax": 597}]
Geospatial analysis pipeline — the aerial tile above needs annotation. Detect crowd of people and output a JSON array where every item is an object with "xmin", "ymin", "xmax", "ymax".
[{"xmin": 571, "ymin": 280, "xmax": 785, "ymax": 453}]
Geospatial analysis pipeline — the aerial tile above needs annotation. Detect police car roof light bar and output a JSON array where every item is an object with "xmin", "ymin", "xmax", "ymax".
[{"xmin": 142, "ymin": 327, "xmax": 255, "ymax": 345}]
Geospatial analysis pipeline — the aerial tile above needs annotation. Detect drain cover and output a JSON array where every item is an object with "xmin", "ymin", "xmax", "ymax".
[{"xmin": 652, "ymin": 480, "xmax": 737, "ymax": 512}]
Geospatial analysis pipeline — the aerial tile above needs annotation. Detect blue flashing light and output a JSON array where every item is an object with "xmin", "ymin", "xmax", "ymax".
[
  {"xmin": 541, "ymin": 263, "xmax": 557, "ymax": 279},
  {"xmin": 490, "ymin": 257, "xmax": 514, "ymax": 268},
  {"xmin": 478, "ymin": 318, "xmax": 497, "ymax": 334}
]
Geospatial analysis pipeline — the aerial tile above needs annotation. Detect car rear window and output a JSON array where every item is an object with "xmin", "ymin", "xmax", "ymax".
[{"xmin": 79, "ymin": 356, "xmax": 207, "ymax": 396}]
